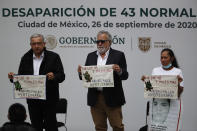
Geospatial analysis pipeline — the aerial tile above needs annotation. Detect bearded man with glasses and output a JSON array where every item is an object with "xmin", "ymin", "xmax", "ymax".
[{"xmin": 78, "ymin": 30, "xmax": 129, "ymax": 131}]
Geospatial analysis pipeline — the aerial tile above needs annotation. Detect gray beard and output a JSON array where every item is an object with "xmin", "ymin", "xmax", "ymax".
[{"xmin": 97, "ymin": 47, "xmax": 107, "ymax": 54}]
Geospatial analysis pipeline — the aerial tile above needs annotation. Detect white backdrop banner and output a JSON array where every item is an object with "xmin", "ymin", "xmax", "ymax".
[{"xmin": 1, "ymin": 0, "xmax": 197, "ymax": 130}]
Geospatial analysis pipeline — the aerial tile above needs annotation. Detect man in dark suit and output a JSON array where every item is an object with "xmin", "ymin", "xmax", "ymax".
[
  {"xmin": 78, "ymin": 30, "xmax": 128, "ymax": 131},
  {"xmin": 8, "ymin": 34, "xmax": 65, "ymax": 131}
]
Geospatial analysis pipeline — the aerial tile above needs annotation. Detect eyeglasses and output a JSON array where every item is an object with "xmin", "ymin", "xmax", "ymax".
[{"xmin": 95, "ymin": 40, "xmax": 109, "ymax": 44}]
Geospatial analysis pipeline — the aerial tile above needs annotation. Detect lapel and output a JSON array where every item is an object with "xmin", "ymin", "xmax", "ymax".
[
  {"xmin": 39, "ymin": 50, "xmax": 47, "ymax": 74},
  {"xmin": 28, "ymin": 49, "xmax": 34, "ymax": 75},
  {"xmin": 106, "ymin": 48, "xmax": 114, "ymax": 65},
  {"xmin": 30, "ymin": 57, "xmax": 34, "ymax": 74},
  {"xmin": 92, "ymin": 51, "xmax": 98, "ymax": 65}
]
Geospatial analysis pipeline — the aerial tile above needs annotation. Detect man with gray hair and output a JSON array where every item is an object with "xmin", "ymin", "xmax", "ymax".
[
  {"xmin": 8, "ymin": 33, "xmax": 65, "ymax": 131},
  {"xmin": 78, "ymin": 30, "xmax": 129, "ymax": 131}
]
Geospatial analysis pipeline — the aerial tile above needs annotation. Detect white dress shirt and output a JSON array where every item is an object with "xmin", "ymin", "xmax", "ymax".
[{"xmin": 33, "ymin": 52, "xmax": 44, "ymax": 75}]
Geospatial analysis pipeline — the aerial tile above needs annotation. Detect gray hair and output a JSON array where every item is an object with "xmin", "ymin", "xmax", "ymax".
[
  {"xmin": 30, "ymin": 33, "xmax": 44, "ymax": 42},
  {"xmin": 97, "ymin": 30, "xmax": 112, "ymax": 43}
]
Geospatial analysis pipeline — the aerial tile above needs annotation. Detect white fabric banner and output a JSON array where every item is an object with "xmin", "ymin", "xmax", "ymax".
[
  {"xmin": 13, "ymin": 75, "xmax": 46, "ymax": 99},
  {"xmin": 81, "ymin": 65, "xmax": 114, "ymax": 88},
  {"xmin": 144, "ymin": 75, "xmax": 178, "ymax": 99},
  {"xmin": 148, "ymin": 99, "xmax": 181, "ymax": 131}
]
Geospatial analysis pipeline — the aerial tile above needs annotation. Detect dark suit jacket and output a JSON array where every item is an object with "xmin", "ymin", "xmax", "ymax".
[
  {"xmin": 82, "ymin": 48, "xmax": 128, "ymax": 107},
  {"xmin": 17, "ymin": 48, "xmax": 65, "ymax": 104}
]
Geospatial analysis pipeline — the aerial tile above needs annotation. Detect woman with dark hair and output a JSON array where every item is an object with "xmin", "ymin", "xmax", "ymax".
[
  {"xmin": 160, "ymin": 48, "xmax": 179, "ymax": 68},
  {"xmin": 141, "ymin": 48, "xmax": 184, "ymax": 130},
  {"xmin": 153, "ymin": 48, "xmax": 183, "ymax": 97},
  {"xmin": 153, "ymin": 48, "xmax": 184, "ymax": 129}
]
